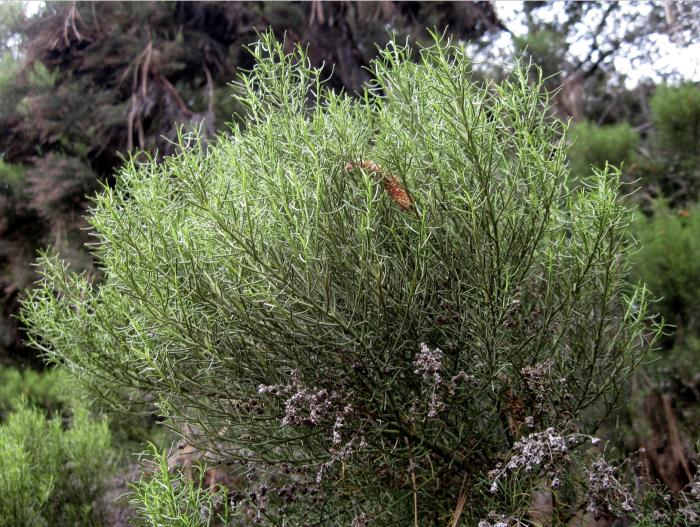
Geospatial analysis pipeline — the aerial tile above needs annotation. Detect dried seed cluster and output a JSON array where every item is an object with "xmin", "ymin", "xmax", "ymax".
[{"xmin": 344, "ymin": 159, "xmax": 413, "ymax": 210}]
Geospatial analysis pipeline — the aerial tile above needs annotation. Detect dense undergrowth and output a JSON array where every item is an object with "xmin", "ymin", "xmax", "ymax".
[{"xmin": 0, "ymin": 367, "xmax": 114, "ymax": 526}]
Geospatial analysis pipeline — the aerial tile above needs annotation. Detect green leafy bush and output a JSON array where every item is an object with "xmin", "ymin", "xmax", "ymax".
[
  {"xmin": 632, "ymin": 202, "xmax": 700, "ymax": 346},
  {"xmin": 567, "ymin": 121, "xmax": 640, "ymax": 180},
  {"xmin": 0, "ymin": 400, "xmax": 114, "ymax": 526},
  {"xmin": 0, "ymin": 366, "xmax": 76, "ymax": 418},
  {"xmin": 130, "ymin": 444, "xmax": 230, "ymax": 527},
  {"xmin": 0, "ymin": 158, "xmax": 28, "ymax": 243},
  {"xmin": 0, "ymin": 2, "xmax": 23, "ymax": 117},
  {"xmin": 22, "ymin": 34, "xmax": 658, "ymax": 524},
  {"xmin": 651, "ymin": 84, "xmax": 700, "ymax": 160},
  {"xmin": 644, "ymin": 84, "xmax": 700, "ymax": 203}
]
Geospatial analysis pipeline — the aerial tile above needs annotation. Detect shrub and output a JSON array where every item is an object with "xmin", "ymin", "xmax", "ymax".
[
  {"xmin": 631, "ymin": 202, "xmax": 700, "ymax": 346},
  {"xmin": 0, "ymin": 400, "xmax": 114, "ymax": 526},
  {"xmin": 0, "ymin": 159, "xmax": 30, "ymax": 262},
  {"xmin": 0, "ymin": 366, "xmax": 76, "ymax": 418},
  {"xmin": 644, "ymin": 84, "xmax": 700, "ymax": 203},
  {"xmin": 567, "ymin": 121, "xmax": 640, "ymax": 181},
  {"xmin": 22, "ymin": 34, "xmax": 658, "ymax": 524},
  {"xmin": 130, "ymin": 444, "xmax": 231, "ymax": 527},
  {"xmin": 650, "ymin": 84, "xmax": 700, "ymax": 161}
]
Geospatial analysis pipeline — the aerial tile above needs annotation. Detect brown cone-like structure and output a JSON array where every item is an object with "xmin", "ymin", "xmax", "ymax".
[{"xmin": 345, "ymin": 159, "xmax": 413, "ymax": 211}]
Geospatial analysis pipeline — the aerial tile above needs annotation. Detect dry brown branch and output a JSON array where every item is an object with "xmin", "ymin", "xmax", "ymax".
[
  {"xmin": 63, "ymin": 2, "xmax": 84, "ymax": 47},
  {"xmin": 203, "ymin": 64, "xmax": 215, "ymax": 120},
  {"xmin": 309, "ymin": 0, "xmax": 325, "ymax": 26},
  {"xmin": 156, "ymin": 72, "xmax": 194, "ymax": 118},
  {"xmin": 127, "ymin": 93, "xmax": 136, "ymax": 152},
  {"xmin": 91, "ymin": 1, "xmax": 100, "ymax": 32},
  {"xmin": 642, "ymin": 391, "xmax": 696, "ymax": 493},
  {"xmin": 141, "ymin": 41, "xmax": 152, "ymax": 98},
  {"xmin": 448, "ymin": 476, "xmax": 468, "ymax": 527}
]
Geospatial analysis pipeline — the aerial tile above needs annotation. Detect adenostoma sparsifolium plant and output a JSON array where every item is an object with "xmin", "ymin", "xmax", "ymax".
[{"xmin": 22, "ymin": 33, "xmax": 658, "ymax": 524}]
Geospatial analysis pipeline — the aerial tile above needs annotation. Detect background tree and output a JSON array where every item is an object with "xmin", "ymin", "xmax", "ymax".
[{"xmin": 504, "ymin": 1, "xmax": 698, "ymax": 123}]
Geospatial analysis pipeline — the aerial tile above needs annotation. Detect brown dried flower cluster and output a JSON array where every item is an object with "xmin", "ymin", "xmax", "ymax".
[
  {"xmin": 488, "ymin": 428, "xmax": 577, "ymax": 493},
  {"xmin": 478, "ymin": 512, "xmax": 526, "ymax": 527},
  {"xmin": 585, "ymin": 458, "xmax": 636, "ymax": 516},
  {"xmin": 257, "ymin": 371, "xmax": 367, "ymax": 483},
  {"xmin": 344, "ymin": 159, "xmax": 413, "ymax": 210},
  {"xmin": 411, "ymin": 343, "xmax": 474, "ymax": 419}
]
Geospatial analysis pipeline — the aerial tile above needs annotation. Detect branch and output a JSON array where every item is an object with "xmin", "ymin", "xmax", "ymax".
[
  {"xmin": 581, "ymin": 44, "xmax": 618, "ymax": 80},
  {"xmin": 571, "ymin": 3, "xmax": 617, "ymax": 75},
  {"xmin": 155, "ymin": 72, "xmax": 194, "ymax": 118}
]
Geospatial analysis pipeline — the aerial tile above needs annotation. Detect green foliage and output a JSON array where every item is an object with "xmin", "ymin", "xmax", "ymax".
[
  {"xmin": 0, "ymin": 399, "xmax": 114, "ymax": 526},
  {"xmin": 0, "ymin": 51, "xmax": 19, "ymax": 109},
  {"xmin": 22, "ymin": 34, "xmax": 658, "ymax": 524},
  {"xmin": 130, "ymin": 444, "xmax": 230, "ymax": 527},
  {"xmin": 628, "ymin": 203, "xmax": 700, "ymax": 503},
  {"xmin": 25, "ymin": 61, "xmax": 57, "ymax": 90},
  {"xmin": 0, "ymin": 366, "xmax": 77, "ymax": 418},
  {"xmin": 651, "ymin": 84, "xmax": 700, "ymax": 160},
  {"xmin": 0, "ymin": 158, "xmax": 23, "ymax": 187},
  {"xmin": 0, "ymin": 1, "xmax": 500, "ymax": 363},
  {"xmin": 567, "ymin": 121, "xmax": 640, "ymax": 180},
  {"xmin": 625, "ymin": 474, "xmax": 700, "ymax": 526},
  {"xmin": 514, "ymin": 29, "xmax": 567, "ymax": 81},
  {"xmin": 631, "ymin": 202, "xmax": 700, "ymax": 345},
  {"xmin": 640, "ymin": 84, "xmax": 700, "ymax": 203},
  {"xmin": 0, "ymin": 2, "xmax": 25, "ymax": 125}
]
